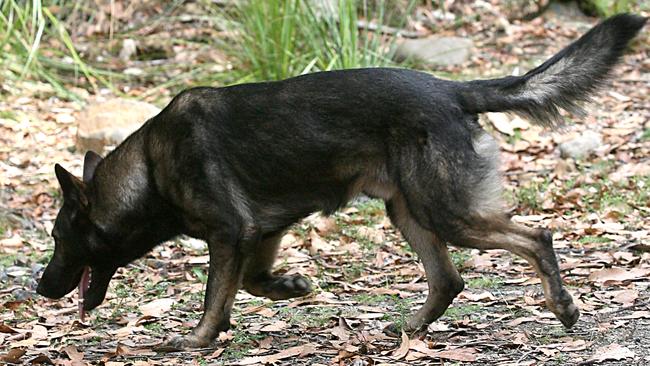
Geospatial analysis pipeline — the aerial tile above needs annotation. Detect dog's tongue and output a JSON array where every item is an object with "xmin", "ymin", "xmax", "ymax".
[{"xmin": 78, "ymin": 266, "xmax": 90, "ymax": 322}]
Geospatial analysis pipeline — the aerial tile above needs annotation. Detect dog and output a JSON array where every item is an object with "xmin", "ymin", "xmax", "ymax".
[{"xmin": 37, "ymin": 14, "xmax": 646, "ymax": 349}]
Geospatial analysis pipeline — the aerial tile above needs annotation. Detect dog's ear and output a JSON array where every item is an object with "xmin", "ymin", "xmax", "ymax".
[
  {"xmin": 55, "ymin": 164, "xmax": 88, "ymax": 208},
  {"xmin": 83, "ymin": 151, "xmax": 103, "ymax": 183}
]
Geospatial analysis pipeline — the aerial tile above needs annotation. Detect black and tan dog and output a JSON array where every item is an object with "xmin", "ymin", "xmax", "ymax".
[{"xmin": 37, "ymin": 14, "xmax": 646, "ymax": 349}]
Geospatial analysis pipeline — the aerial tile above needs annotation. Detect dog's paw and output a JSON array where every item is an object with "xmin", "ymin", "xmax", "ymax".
[
  {"xmin": 158, "ymin": 334, "xmax": 212, "ymax": 351},
  {"xmin": 383, "ymin": 320, "xmax": 428, "ymax": 338},
  {"xmin": 550, "ymin": 290, "xmax": 580, "ymax": 329},
  {"xmin": 249, "ymin": 274, "xmax": 313, "ymax": 300}
]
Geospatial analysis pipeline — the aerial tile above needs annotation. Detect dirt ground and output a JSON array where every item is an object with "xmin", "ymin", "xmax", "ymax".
[{"xmin": 1, "ymin": 6, "xmax": 649, "ymax": 366}]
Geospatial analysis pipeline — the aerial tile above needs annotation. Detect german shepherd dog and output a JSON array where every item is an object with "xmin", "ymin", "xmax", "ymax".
[{"xmin": 37, "ymin": 15, "xmax": 646, "ymax": 349}]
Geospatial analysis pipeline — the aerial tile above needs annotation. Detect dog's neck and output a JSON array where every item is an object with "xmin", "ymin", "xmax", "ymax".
[{"xmin": 90, "ymin": 127, "xmax": 150, "ymax": 227}]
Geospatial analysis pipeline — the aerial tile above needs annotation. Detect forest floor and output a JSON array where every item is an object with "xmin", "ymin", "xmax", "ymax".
[{"xmin": 1, "ymin": 5, "xmax": 649, "ymax": 366}]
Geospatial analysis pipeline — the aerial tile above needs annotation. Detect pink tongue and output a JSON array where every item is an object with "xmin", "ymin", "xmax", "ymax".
[{"xmin": 78, "ymin": 267, "xmax": 90, "ymax": 322}]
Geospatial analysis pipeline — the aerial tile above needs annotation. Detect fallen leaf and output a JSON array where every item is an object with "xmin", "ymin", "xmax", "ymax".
[
  {"xmin": 611, "ymin": 289, "xmax": 638, "ymax": 306},
  {"xmin": 587, "ymin": 343, "xmax": 634, "ymax": 363},
  {"xmin": 391, "ymin": 331, "xmax": 410, "ymax": 360},
  {"xmin": 487, "ymin": 112, "xmax": 514, "ymax": 135},
  {"xmin": 588, "ymin": 267, "xmax": 650, "ymax": 283},
  {"xmin": 0, "ymin": 348, "xmax": 26, "ymax": 364},
  {"xmin": 140, "ymin": 298, "xmax": 176, "ymax": 317},
  {"xmin": 313, "ymin": 216, "xmax": 338, "ymax": 235},
  {"xmin": 236, "ymin": 343, "xmax": 317, "ymax": 365},
  {"xmin": 0, "ymin": 235, "xmax": 23, "ymax": 248},
  {"xmin": 260, "ymin": 320, "xmax": 287, "ymax": 332},
  {"xmin": 206, "ymin": 348, "xmax": 225, "ymax": 360},
  {"xmin": 29, "ymin": 353, "xmax": 54, "ymax": 365},
  {"xmin": 408, "ymin": 340, "xmax": 477, "ymax": 362},
  {"xmin": 308, "ymin": 229, "xmax": 334, "ymax": 254},
  {"xmin": 459, "ymin": 291, "xmax": 496, "ymax": 302},
  {"xmin": 62, "ymin": 345, "xmax": 85, "ymax": 366},
  {"xmin": 0, "ymin": 324, "xmax": 18, "ymax": 333},
  {"xmin": 31, "ymin": 324, "xmax": 48, "ymax": 340}
]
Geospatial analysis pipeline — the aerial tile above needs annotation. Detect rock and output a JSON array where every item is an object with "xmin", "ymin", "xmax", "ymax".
[
  {"xmin": 558, "ymin": 131, "xmax": 603, "ymax": 159},
  {"xmin": 544, "ymin": 1, "xmax": 592, "ymax": 31},
  {"xmin": 76, "ymin": 98, "xmax": 161, "ymax": 153},
  {"xmin": 394, "ymin": 36, "xmax": 473, "ymax": 66},
  {"xmin": 119, "ymin": 38, "xmax": 138, "ymax": 61}
]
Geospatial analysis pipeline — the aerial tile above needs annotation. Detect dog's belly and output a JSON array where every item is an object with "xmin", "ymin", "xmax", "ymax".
[{"xmin": 252, "ymin": 170, "xmax": 396, "ymax": 233}]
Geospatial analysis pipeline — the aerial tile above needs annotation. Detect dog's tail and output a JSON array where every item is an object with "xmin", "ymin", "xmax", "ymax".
[{"xmin": 457, "ymin": 13, "xmax": 646, "ymax": 127}]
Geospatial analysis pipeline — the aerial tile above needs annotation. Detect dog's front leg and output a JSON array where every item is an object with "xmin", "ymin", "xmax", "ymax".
[{"xmin": 165, "ymin": 231, "xmax": 248, "ymax": 349}]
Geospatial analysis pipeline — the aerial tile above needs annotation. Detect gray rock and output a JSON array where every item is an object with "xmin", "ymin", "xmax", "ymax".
[
  {"xmin": 119, "ymin": 38, "xmax": 138, "ymax": 61},
  {"xmin": 545, "ymin": 1, "xmax": 592, "ymax": 31},
  {"xmin": 559, "ymin": 131, "xmax": 603, "ymax": 159},
  {"xmin": 76, "ymin": 98, "xmax": 161, "ymax": 153},
  {"xmin": 394, "ymin": 36, "xmax": 473, "ymax": 66}
]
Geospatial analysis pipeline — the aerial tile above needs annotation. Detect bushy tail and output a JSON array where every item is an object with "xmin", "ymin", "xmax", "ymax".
[{"xmin": 458, "ymin": 14, "xmax": 647, "ymax": 127}]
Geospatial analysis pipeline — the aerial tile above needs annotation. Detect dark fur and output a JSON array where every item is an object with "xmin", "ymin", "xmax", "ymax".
[{"xmin": 37, "ymin": 14, "xmax": 646, "ymax": 348}]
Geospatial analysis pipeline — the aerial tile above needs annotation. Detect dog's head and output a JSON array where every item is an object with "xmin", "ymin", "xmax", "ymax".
[{"xmin": 37, "ymin": 151, "xmax": 117, "ymax": 311}]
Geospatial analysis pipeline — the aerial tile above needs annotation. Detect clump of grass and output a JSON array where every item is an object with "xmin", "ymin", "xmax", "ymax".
[
  {"xmin": 1, "ymin": 0, "xmax": 118, "ymax": 100},
  {"xmin": 466, "ymin": 275, "xmax": 503, "ymax": 289},
  {"xmin": 443, "ymin": 303, "xmax": 482, "ymax": 321},
  {"xmin": 227, "ymin": 0, "xmax": 415, "ymax": 82},
  {"xmin": 582, "ymin": 0, "xmax": 632, "ymax": 17}
]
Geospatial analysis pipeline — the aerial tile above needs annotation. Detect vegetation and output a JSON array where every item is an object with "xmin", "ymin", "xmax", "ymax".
[
  {"xmin": 227, "ymin": 0, "xmax": 414, "ymax": 82},
  {"xmin": 1, "ymin": 0, "xmax": 413, "ymax": 100},
  {"xmin": 0, "ymin": 0, "xmax": 119, "ymax": 100}
]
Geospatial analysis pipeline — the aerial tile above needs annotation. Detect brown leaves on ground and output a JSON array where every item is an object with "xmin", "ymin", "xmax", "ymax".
[{"xmin": 1, "ymin": 2, "xmax": 649, "ymax": 365}]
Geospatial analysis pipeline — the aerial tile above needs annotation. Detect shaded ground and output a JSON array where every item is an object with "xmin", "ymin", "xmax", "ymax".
[{"xmin": 1, "ymin": 5, "xmax": 649, "ymax": 366}]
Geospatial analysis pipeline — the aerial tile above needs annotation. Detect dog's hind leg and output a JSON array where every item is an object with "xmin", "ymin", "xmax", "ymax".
[
  {"xmin": 451, "ymin": 217, "xmax": 580, "ymax": 328},
  {"xmin": 242, "ymin": 231, "xmax": 312, "ymax": 300},
  {"xmin": 385, "ymin": 194, "xmax": 464, "ymax": 335}
]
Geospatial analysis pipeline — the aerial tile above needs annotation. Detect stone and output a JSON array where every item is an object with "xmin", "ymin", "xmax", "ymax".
[
  {"xmin": 544, "ymin": 1, "xmax": 592, "ymax": 31},
  {"xmin": 558, "ymin": 130, "xmax": 603, "ymax": 159},
  {"xmin": 76, "ymin": 98, "xmax": 161, "ymax": 153},
  {"xmin": 119, "ymin": 38, "xmax": 138, "ymax": 61},
  {"xmin": 394, "ymin": 36, "xmax": 473, "ymax": 66}
]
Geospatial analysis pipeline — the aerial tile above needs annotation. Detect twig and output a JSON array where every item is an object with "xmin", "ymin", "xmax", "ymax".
[
  {"xmin": 619, "ymin": 79, "xmax": 650, "ymax": 83},
  {"xmin": 515, "ymin": 348, "xmax": 538, "ymax": 364}
]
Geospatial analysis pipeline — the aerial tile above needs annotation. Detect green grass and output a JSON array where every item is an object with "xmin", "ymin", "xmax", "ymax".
[
  {"xmin": 143, "ymin": 321, "xmax": 165, "ymax": 335},
  {"xmin": 279, "ymin": 306, "xmax": 338, "ymax": 328},
  {"xmin": 0, "ymin": 0, "xmax": 119, "ymax": 100},
  {"xmin": 379, "ymin": 296, "xmax": 414, "ymax": 330},
  {"xmin": 191, "ymin": 267, "xmax": 209, "ymax": 284},
  {"xmin": 143, "ymin": 280, "xmax": 172, "ymax": 297},
  {"xmin": 516, "ymin": 180, "xmax": 548, "ymax": 212},
  {"xmin": 443, "ymin": 303, "xmax": 482, "ymax": 321},
  {"xmin": 226, "ymin": 0, "xmax": 415, "ymax": 82},
  {"xmin": 584, "ymin": 0, "xmax": 632, "ymax": 17},
  {"xmin": 450, "ymin": 249, "xmax": 471, "ymax": 270},
  {"xmin": 641, "ymin": 129, "xmax": 650, "ymax": 142},
  {"xmin": 221, "ymin": 330, "xmax": 267, "ymax": 361},
  {"xmin": 351, "ymin": 294, "xmax": 415, "ymax": 328},
  {"xmin": 342, "ymin": 261, "xmax": 366, "ymax": 281},
  {"xmin": 354, "ymin": 293, "xmax": 393, "ymax": 306},
  {"xmin": 355, "ymin": 199, "xmax": 386, "ymax": 220},
  {"xmin": 578, "ymin": 235, "xmax": 612, "ymax": 244},
  {"xmin": 466, "ymin": 275, "xmax": 503, "ymax": 289}
]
